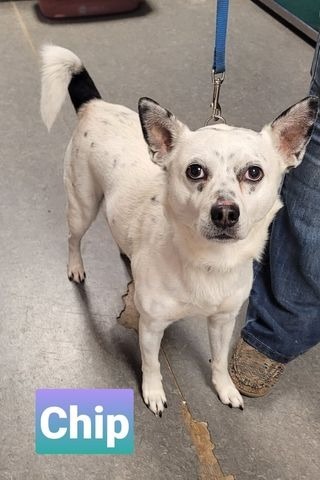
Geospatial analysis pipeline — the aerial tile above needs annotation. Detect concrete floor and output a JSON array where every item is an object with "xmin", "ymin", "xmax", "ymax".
[{"xmin": 0, "ymin": 1, "xmax": 319, "ymax": 479}]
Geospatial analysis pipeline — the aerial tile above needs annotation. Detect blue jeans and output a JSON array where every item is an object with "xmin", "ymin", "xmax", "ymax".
[{"xmin": 242, "ymin": 38, "xmax": 320, "ymax": 363}]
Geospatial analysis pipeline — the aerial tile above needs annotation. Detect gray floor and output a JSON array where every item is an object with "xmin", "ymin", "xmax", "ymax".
[{"xmin": 0, "ymin": 1, "xmax": 319, "ymax": 479}]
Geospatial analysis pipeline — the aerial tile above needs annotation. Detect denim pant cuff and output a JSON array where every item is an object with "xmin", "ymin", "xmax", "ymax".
[{"xmin": 241, "ymin": 330, "xmax": 291, "ymax": 364}]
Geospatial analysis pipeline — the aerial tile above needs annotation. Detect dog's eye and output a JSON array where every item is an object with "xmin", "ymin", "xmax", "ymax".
[
  {"xmin": 244, "ymin": 166, "xmax": 264, "ymax": 182},
  {"xmin": 186, "ymin": 164, "xmax": 207, "ymax": 181}
]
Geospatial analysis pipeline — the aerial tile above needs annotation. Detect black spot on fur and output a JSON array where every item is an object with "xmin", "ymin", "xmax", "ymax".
[
  {"xmin": 197, "ymin": 183, "xmax": 204, "ymax": 192},
  {"xmin": 162, "ymin": 166, "xmax": 168, "ymax": 172},
  {"xmin": 150, "ymin": 196, "xmax": 159, "ymax": 204},
  {"xmin": 113, "ymin": 158, "xmax": 117, "ymax": 167},
  {"xmin": 68, "ymin": 67, "xmax": 101, "ymax": 112},
  {"xmin": 90, "ymin": 142, "xmax": 95, "ymax": 148},
  {"xmin": 236, "ymin": 165, "xmax": 250, "ymax": 181},
  {"xmin": 84, "ymin": 131, "xmax": 88, "ymax": 137}
]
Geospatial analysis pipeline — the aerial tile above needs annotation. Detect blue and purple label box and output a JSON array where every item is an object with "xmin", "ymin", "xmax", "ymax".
[{"xmin": 35, "ymin": 389, "xmax": 134, "ymax": 454}]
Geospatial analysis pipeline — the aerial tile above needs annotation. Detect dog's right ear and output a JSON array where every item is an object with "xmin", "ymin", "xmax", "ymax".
[{"xmin": 138, "ymin": 97, "xmax": 186, "ymax": 166}]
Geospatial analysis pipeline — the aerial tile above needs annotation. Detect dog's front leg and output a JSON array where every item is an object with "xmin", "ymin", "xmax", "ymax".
[
  {"xmin": 139, "ymin": 316, "xmax": 167, "ymax": 416},
  {"xmin": 207, "ymin": 314, "xmax": 244, "ymax": 409}
]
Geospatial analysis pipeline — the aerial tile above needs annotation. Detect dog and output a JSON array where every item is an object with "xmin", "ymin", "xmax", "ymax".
[{"xmin": 40, "ymin": 45, "xmax": 317, "ymax": 415}]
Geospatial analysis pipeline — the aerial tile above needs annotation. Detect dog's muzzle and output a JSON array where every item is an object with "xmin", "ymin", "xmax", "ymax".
[
  {"xmin": 210, "ymin": 201, "xmax": 240, "ymax": 229},
  {"xmin": 202, "ymin": 200, "xmax": 240, "ymax": 241}
]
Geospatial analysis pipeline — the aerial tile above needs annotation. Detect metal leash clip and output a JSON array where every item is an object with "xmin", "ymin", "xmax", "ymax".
[{"xmin": 205, "ymin": 70, "xmax": 226, "ymax": 125}]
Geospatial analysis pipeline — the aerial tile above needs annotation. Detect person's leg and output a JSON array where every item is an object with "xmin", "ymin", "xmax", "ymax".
[{"xmin": 230, "ymin": 38, "xmax": 320, "ymax": 395}]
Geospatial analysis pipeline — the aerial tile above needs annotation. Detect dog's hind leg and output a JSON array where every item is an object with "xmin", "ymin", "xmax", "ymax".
[
  {"xmin": 64, "ymin": 146, "xmax": 103, "ymax": 283},
  {"xmin": 66, "ymin": 191, "xmax": 100, "ymax": 283}
]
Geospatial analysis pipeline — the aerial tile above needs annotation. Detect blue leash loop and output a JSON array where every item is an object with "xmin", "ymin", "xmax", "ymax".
[{"xmin": 205, "ymin": 0, "xmax": 230, "ymax": 125}]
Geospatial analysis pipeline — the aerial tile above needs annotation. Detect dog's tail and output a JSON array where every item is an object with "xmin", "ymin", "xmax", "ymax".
[{"xmin": 40, "ymin": 45, "xmax": 101, "ymax": 131}]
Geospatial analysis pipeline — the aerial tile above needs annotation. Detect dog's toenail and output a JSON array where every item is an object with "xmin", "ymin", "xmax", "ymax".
[
  {"xmin": 228, "ymin": 403, "xmax": 233, "ymax": 408},
  {"xmin": 164, "ymin": 402, "xmax": 167, "ymax": 408},
  {"xmin": 159, "ymin": 411, "xmax": 162, "ymax": 418},
  {"xmin": 239, "ymin": 405, "xmax": 244, "ymax": 411}
]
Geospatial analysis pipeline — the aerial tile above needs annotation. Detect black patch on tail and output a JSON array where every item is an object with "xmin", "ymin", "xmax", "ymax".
[{"xmin": 68, "ymin": 67, "xmax": 101, "ymax": 112}]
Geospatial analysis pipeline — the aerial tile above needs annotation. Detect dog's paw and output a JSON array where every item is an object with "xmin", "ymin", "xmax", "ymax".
[
  {"xmin": 142, "ymin": 377, "xmax": 167, "ymax": 417},
  {"xmin": 213, "ymin": 375, "xmax": 244, "ymax": 409},
  {"xmin": 67, "ymin": 263, "xmax": 86, "ymax": 283}
]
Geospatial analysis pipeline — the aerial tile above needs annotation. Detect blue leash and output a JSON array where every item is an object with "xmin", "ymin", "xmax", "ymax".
[
  {"xmin": 205, "ymin": 0, "xmax": 230, "ymax": 125},
  {"xmin": 213, "ymin": 0, "xmax": 229, "ymax": 74}
]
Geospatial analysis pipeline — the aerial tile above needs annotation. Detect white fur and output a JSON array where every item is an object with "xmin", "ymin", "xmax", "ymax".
[
  {"xmin": 40, "ymin": 46, "xmax": 315, "ymax": 415},
  {"xmin": 40, "ymin": 45, "xmax": 82, "ymax": 131}
]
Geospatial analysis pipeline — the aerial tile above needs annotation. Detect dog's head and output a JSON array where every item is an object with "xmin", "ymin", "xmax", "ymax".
[{"xmin": 138, "ymin": 96, "xmax": 318, "ymax": 245}]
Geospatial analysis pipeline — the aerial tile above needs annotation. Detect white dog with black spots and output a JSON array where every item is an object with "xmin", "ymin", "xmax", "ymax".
[{"xmin": 41, "ymin": 45, "xmax": 317, "ymax": 416}]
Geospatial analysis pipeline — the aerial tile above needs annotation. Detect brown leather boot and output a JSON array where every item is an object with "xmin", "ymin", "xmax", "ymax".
[{"xmin": 229, "ymin": 338, "xmax": 285, "ymax": 397}]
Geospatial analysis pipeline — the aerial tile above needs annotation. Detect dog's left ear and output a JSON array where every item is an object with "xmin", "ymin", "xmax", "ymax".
[
  {"xmin": 138, "ymin": 97, "xmax": 186, "ymax": 166},
  {"xmin": 264, "ymin": 96, "xmax": 318, "ymax": 168}
]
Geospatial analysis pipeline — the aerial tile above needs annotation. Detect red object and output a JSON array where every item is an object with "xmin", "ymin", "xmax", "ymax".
[{"xmin": 38, "ymin": 0, "xmax": 142, "ymax": 19}]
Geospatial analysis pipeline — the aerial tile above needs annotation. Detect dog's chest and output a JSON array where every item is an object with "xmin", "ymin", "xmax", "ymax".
[
  {"xmin": 181, "ymin": 265, "xmax": 250, "ymax": 316},
  {"xmin": 135, "ymin": 254, "xmax": 252, "ymax": 321}
]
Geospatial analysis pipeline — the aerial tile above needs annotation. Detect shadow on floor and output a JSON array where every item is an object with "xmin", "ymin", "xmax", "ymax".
[{"xmin": 73, "ymin": 281, "xmax": 142, "ymax": 387}]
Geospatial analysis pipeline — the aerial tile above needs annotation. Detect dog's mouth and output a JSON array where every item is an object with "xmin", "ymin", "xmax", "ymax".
[
  {"xmin": 213, "ymin": 233, "xmax": 235, "ymax": 241},
  {"xmin": 202, "ymin": 228, "xmax": 239, "ymax": 242},
  {"xmin": 210, "ymin": 233, "xmax": 238, "ymax": 243},
  {"xmin": 201, "ymin": 222, "xmax": 241, "ymax": 243}
]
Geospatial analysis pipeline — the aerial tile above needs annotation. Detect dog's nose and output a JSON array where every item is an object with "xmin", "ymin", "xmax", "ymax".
[{"xmin": 211, "ymin": 203, "xmax": 240, "ymax": 228}]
